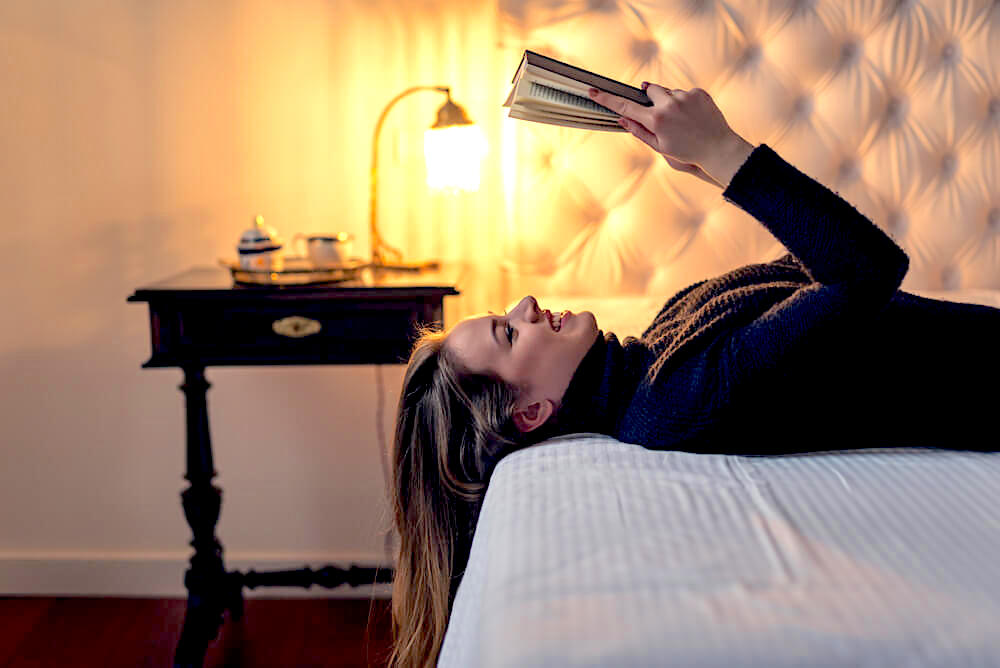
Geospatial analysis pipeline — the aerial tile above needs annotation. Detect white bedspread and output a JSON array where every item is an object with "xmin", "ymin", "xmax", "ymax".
[{"xmin": 439, "ymin": 438, "xmax": 1000, "ymax": 667}]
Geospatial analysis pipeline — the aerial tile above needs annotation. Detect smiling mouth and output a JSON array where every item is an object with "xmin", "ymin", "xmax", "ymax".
[{"xmin": 546, "ymin": 310, "xmax": 566, "ymax": 332}]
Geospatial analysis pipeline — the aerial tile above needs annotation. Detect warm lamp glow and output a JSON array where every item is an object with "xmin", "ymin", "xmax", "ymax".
[
  {"xmin": 424, "ymin": 124, "xmax": 488, "ymax": 191},
  {"xmin": 369, "ymin": 85, "xmax": 486, "ymax": 269}
]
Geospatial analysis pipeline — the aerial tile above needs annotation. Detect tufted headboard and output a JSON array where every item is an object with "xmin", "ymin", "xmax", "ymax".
[{"xmin": 497, "ymin": 0, "xmax": 1000, "ymax": 304}]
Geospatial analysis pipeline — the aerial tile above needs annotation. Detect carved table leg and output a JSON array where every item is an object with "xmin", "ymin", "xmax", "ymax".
[{"xmin": 173, "ymin": 366, "xmax": 241, "ymax": 668}]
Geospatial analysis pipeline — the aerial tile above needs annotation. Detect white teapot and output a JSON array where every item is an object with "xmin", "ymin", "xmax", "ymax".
[{"xmin": 237, "ymin": 215, "xmax": 284, "ymax": 271}]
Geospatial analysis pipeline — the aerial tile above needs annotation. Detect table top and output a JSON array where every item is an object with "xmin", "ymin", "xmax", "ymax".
[{"xmin": 128, "ymin": 264, "xmax": 463, "ymax": 302}]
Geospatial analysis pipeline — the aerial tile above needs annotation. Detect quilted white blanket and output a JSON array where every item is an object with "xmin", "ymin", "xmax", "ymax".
[{"xmin": 440, "ymin": 437, "xmax": 1000, "ymax": 667}]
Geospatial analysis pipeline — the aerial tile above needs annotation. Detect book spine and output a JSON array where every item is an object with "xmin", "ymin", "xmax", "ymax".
[{"xmin": 525, "ymin": 50, "xmax": 652, "ymax": 106}]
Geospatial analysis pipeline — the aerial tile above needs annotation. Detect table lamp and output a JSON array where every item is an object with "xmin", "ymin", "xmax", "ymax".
[{"xmin": 369, "ymin": 86, "xmax": 487, "ymax": 270}]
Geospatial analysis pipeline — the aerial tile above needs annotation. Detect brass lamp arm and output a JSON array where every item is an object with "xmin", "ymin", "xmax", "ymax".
[{"xmin": 369, "ymin": 85, "xmax": 452, "ymax": 266}]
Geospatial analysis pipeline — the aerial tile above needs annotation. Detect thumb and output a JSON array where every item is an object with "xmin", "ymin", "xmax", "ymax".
[
  {"xmin": 643, "ymin": 82, "xmax": 674, "ymax": 104},
  {"xmin": 618, "ymin": 117, "xmax": 658, "ymax": 151}
]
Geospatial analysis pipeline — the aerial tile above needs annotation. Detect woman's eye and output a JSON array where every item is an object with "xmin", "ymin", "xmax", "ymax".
[{"xmin": 505, "ymin": 323, "xmax": 514, "ymax": 344}]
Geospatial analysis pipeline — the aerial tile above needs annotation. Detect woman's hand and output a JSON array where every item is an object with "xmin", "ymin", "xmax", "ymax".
[{"xmin": 588, "ymin": 83, "xmax": 755, "ymax": 189}]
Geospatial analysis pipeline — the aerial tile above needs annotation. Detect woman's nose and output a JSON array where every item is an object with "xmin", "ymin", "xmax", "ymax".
[
  {"xmin": 510, "ymin": 297, "xmax": 531, "ymax": 322},
  {"xmin": 519, "ymin": 296, "xmax": 539, "ymax": 321}
]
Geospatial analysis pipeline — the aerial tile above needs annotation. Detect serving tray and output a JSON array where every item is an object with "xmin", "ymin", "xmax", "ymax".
[{"xmin": 218, "ymin": 256, "xmax": 369, "ymax": 285}]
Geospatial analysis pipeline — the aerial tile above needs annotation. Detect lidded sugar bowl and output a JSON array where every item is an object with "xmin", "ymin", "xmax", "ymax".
[{"xmin": 237, "ymin": 215, "xmax": 284, "ymax": 271}]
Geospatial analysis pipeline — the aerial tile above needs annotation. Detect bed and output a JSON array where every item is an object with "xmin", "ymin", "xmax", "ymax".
[
  {"xmin": 440, "ymin": 437, "xmax": 1000, "ymax": 667},
  {"xmin": 438, "ymin": 290, "xmax": 1000, "ymax": 667},
  {"xmin": 435, "ymin": 0, "xmax": 1000, "ymax": 663}
]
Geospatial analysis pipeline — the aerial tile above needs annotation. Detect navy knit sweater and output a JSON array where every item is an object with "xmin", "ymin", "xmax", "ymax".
[{"xmin": 548, "ymin": 144, "xmax": 1000, "ymax": 455}]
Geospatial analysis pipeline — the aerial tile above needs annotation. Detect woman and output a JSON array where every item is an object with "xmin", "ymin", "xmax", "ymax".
[{"xmin": 388, "ymin": 83, "xmax": 1000, "ymax": 667}]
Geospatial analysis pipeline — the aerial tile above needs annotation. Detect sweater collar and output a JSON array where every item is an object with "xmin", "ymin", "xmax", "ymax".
[{"xmin": 534, "ymin": 331, "xmax": 646, "ymax": 440}]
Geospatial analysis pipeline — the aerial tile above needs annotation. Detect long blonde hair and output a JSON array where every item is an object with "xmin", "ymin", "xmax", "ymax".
[{"xmin": 388, "ymin": 325, "xmax": 526, "ymax": 667}]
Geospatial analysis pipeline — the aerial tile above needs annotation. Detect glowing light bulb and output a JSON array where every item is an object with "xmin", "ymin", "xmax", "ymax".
[{"xmin": 424, "ymin": 124, "xmax": 488, "ymax": 192}]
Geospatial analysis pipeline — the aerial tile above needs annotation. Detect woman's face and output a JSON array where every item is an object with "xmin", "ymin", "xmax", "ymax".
[{"xmin": 446, "ymin": 295, "xmax": 599, "ymax": 433}]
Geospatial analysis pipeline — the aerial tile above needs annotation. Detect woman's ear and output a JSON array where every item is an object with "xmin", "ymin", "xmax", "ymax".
[{"xmin": 512, "ymin": 398, "xmax": 554, "ymax": 433}]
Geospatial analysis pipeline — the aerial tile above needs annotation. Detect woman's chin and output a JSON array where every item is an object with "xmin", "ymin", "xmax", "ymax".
[{"xmin": 579, "ymin": 311, "xmax": 599, "ymax": 335}]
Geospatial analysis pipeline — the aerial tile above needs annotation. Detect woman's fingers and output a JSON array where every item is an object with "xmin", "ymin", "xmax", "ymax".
[
  {"xmin": 617, "ymin": 117, "xmax": 658, "ymax": 150},
  {"xmin": 588, "ymin": 88, "xmax": 652, "ymax": 126},
  {"xmin": 594, "ymin": 80, "xmax": 750, "ymax": 188}
]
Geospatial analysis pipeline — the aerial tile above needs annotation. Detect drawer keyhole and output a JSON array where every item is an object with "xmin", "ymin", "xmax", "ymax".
[{"xmin": 273, "ymin": 316, "xmax": 322, "ymax": 338}]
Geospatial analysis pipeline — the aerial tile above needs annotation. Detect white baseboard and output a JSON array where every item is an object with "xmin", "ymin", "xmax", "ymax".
[{"xmin": 0, "ymin": 552, "xmax": 394, "ymax": 599}]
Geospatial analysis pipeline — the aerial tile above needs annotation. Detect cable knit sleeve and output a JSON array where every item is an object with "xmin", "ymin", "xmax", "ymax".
[
  {"xmin": 717, "ymin": 143, "xmax": 909, "ymax": 396},
  {"xmin": 723, "ymin": 144, "xmax": 909, "ymax": 298}
]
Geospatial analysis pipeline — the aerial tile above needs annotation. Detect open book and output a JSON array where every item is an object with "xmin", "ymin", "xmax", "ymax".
[{"xmin": 503, "ymin": 50, "xmax": 653, "ymax": 131}]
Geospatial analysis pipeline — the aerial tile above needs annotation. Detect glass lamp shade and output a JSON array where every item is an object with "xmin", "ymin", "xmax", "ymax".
[{"xmin": 423, "ymin": 124, "xmax": 488, "ymax": 191}]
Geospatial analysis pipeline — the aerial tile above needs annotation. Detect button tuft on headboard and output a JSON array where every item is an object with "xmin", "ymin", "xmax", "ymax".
[
  {"xmin": 941, "ymin": 265, "xmax": 960, "ymax": 290},
  {"xmin": 587, "ymin": 0, "xmax": 616, "ymax": 12},
  {"xmin": 940, "ymin": 42, "xmax": 960, "ymax": 64},
  {"xmin": 987, "ymin": 208, "xmax": 1000, "ymax": 233},
  {"xmin": 885, "ymin": 96, "xmax": 907, "ymax": 127},
  {"xmin": 793, "ymin": 0, "xmax": 816, "ymax": 14},
  {"xmin": 939, "ymin": 153, "xmax": 957, "ymax": 180},
  {"xmin": 632, "ymin": 39, "xmax": 660, "ymax": 63},
  {"xmin": 588, "ymin": 205, "xmax": 609, "ymax": 227},
  {"xmin": 838, "ymin": 158, "xmax": 859, "ymax": 183},
  {"xmin": 793, "ymin": 94, "xmax": 813, "ymax": 118},
  {"xmin": 687, "ymin": 0, "xmax": 715, "ymax": 16},
  {"xmin": 840, "ymin": 40, "xmax": 861, "ymax": 66},
  {"xmin": 537, "ymin": 150, "xmax": 554, "ymax": 171},
  {"xmin": 739, "ymin": 44, "xmax": 763, "ymax": 69},
  {"xmin": 987, "ymin": 98, "xmax": 1000, "ymax": 120},
  {"xmin": 628, "ymin": 150, "xmax": 654, "ymax": 172},
  {"xmin": 887, "ymin": 210, "xmax": 908, "ymax": 237}
]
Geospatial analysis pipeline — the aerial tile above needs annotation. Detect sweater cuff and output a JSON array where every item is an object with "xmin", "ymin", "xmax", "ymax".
[{"xmin": 720, "ymin": 143, "xmax": 781, "ymax": 204}]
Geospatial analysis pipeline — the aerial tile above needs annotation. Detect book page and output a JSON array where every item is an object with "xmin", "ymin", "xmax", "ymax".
[
  {"xmin": 525, "ymin": 82, "xmax": 617, "ymax": 117},
  {"xmin": 524, "ymin": 64, "xmax": 622, "ymax": 112},
  {"xmin": 511, "ymin": 79, "xmax": 619, "ymax": 121},
  {"xmin": 525, "ymin": 66, "xmax": 595, "ymax": 96},
  {"xmin": 509, "ymin": 64, "xmax": 616, "ymax": 114},
  {"xmin": 511, "ymin": 98, "xmax": 621, "ymax": 122},
  {"xmin": 509, "ymin": 102, "xmax": 620, "ymax": 125},
  {"xmin": 508, "ymin": 107, "xmax": 627, "ymax": 132}
]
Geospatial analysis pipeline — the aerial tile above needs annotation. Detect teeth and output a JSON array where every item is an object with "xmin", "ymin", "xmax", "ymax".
[{"xmin": 546, "ymin": 310, "xmax": 567, "ymax": 332}]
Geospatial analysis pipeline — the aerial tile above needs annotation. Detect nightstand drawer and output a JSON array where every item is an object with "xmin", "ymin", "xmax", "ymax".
[
  {"xmin": 146, "ymin": 298, "xmax": 441, "ymax": 366},
  {"xmin": 129, "ymin": 266, "xmax": 458, "ymax": 367}
]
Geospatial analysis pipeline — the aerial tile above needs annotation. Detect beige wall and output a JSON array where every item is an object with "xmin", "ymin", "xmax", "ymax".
[{"xmin": 0, "ymin": 0, "xmax": 504, "ymax": 597}]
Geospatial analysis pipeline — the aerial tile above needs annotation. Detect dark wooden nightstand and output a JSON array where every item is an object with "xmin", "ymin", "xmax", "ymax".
[{"xmin": 128, "ymin": 264, "xmax": 460, "ymax": 668}]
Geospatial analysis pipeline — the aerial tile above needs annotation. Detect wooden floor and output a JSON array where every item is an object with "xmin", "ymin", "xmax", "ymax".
[{"xmin": 0, "ymin": 596, "xmax": 393, "ymax": 668}]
